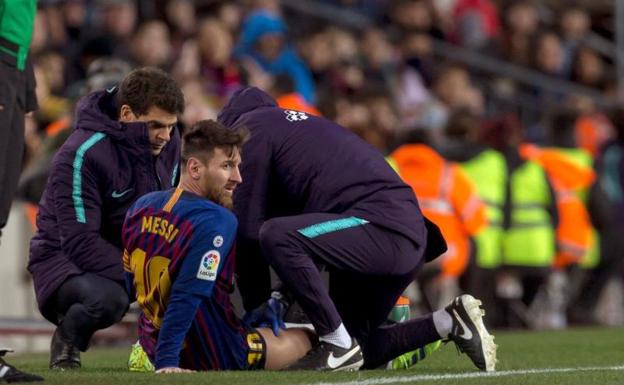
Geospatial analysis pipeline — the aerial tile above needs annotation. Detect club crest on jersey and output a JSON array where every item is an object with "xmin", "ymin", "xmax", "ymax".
[
  {"xmin": 213, "ymin": 235, "xmax": 224, "ymax": 247},
  {"xmin": 284, "ymin": 110, "xmax": 308, "ymax": 122},
  {"xmin": 197, "ymin": 250, "xmax": 220, "ymax": 281}
]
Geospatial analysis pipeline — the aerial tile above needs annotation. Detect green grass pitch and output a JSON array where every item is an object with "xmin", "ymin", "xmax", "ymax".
[{"xmin": 7, "ymin": 327, "xmax": 624, "ymax": 385}]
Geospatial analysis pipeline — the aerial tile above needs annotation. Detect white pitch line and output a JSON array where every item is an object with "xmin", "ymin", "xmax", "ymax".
[{"xmin": 308, "ymin": 365, "xmax": 624, "ymax": 385}]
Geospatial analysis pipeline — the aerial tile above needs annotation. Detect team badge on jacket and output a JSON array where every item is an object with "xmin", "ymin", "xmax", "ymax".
[{"xmin": 284, "ymin": 110, "xmax": 309, "ymax": 122}]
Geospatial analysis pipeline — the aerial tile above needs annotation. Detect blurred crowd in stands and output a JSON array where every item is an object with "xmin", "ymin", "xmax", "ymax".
[{"xmin": 17, "ymin": 0, "xmax": 624, "ymax": 330}]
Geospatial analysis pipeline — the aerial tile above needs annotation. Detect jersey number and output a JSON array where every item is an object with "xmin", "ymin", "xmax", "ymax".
[{"xmin": 128, "ymin": 248, "xmax": 171, "ymax": 328}]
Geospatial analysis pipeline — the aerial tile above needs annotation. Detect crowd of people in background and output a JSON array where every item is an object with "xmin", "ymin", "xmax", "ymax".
[{"xmin": 17, "ymin": 0, "xmax": 624, "ymax": 331}]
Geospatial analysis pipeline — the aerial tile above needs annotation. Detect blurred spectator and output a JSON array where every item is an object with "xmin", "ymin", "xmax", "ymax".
[
  {"xmin": 324, "ymin": 87, "xmax": 399, "ymax": 152},
  {"xmin": 386, "ymin": 0, "xmax": 444, "ymax": 40},
  {"xmin": 214, "ymin": 1, "xmax": 243, "ymax": 34},
  {"xmin": 398, "ymin": 31, "xmax": 436, "ymax": 86},
  {"xmin": 131, "ymin": 20, "xmax": 172, "ymax": 68},
  {"xmin": 233, "ymin": 7, "xmax": 316, "ymax": 102},
  {"xmin": 399, "ymin": 63, "xmax": 484, "ymax": 136},
  {"xmin": 164, "ymin": 0, "xmax": 196, "ymax": 47},
  {"xmin": 527, "ymin": 30, "xmax": 567, "ymax": 133},
  {"xmin": 179, "ymin": 80, "xmax": 219, "ymax": 129},
  {"xmin": 320, "ymin": 27, "xmax": 363, "ymax": 95},
  {"xmin": 35, "ymin": 50, "xmax": 66, "ymax": 96},
  {"xmin": 297, "ymin": 26, "xmax": 334, "ymax": 83},
  {"xmin": 391, "ymin": 31, "xmax": 438, "ymax": 135},
  {"xmin": 33, "ymin": 53, "xmax": 70, "ymax": 127},
  {"xmin": 449, "ymin": 0, "xmax": 500, "ymax": 49},
  {"xmin": 38, "ymin": 3, "xmax": 70, "ymax": 50},
  {"xmin": 197, "ymin": 18, "xmax": 240, "ymax": 100},
  {"xmin": 559, "ymin": 5, "xmax": 591, "ymax": 77},
  {"xmin": 360, "ymin": 27, "xmax": 399, "ymax": 86},
  {"xmin": 496, "ymin": 1, "xmax": 540, "ymax": 67},
  {"xmin": 30, "ymin": 8, "xmax": 52, "ymax": 56},
  {"xmin": 61, "ymin": 0, "xmax": 89, "ymax": 43},
  {"xmin": 326, "ymin": 27, "xmax": 360, "ymax": 64},
  {"xmin": 96, "ymin": 0, "xmax": 138, "ymax": 62},
  {"xmin": 570, "ymin": 46, "xmax": 608, "ymax": 89},
  {"xmin": 434, "ymin": 64, "xmax": 483, "ymax": 114},
  {"xmin": 532, "ymin": 31, "xmax": 565, "ymax": 78}
]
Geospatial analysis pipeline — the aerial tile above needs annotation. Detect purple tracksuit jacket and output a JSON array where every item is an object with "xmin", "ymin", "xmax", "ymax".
[
  {"xmin": 27, "ymin": 88, "xmax": 180, "ymax": 315},
  {"xmin": 217, "ymin": 87, "xmax": 445, "ymax": 308}
]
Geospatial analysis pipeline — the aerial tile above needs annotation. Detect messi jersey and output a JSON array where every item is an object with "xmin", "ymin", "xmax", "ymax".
[{"xmin": 122, "ymin": 187, "xmax": 250, "ymax": 370}]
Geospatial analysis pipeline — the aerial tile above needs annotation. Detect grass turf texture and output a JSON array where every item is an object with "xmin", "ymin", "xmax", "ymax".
[{"xmin": 7, "ymin": 327, "xmax": 623, "ymax": 385}]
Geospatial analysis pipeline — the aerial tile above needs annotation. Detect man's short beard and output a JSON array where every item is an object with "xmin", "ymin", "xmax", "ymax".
[
  {"xmin": 218, "ymin": 194, "xmax": 233, "ymax": 210},
  {"xmin": 207, "ymin": 184, "xmax": 233, "ymax": 209}
]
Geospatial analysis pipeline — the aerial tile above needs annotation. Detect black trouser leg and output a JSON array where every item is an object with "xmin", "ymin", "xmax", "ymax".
[
  {"xmin": 52, "ymin": 273, "xmax": 129, "ymax": 351},
  {"xmin": 0, "ymin": 68, "xmax": 24, "ymax": 240}
]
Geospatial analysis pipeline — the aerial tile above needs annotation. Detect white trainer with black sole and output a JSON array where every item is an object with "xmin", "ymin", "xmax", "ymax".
[
  {"xmin": 445, "ymin": 294, "xmax": 498, "ymax": 371},
  {"xmin": 285, "ymin": 338, "xmax": 364, "ymax": 371}
]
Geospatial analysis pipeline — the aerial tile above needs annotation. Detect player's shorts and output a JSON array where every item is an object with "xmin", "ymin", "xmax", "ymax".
[
  {"xmin": 245, "ymin": 330, "xmax": 267, "ymax": 370},
  {"xmin": 128, "ymin": 331, "xmax": 267, "ymax": 372}
]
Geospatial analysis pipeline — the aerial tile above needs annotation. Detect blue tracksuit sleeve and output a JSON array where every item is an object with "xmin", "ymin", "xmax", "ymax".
[
  {"xmin": 154, "ymin": 208, "xmax": 237, "ymax": 368},
  {"xmin": 154, "ymin": 290, "xmax": 202, "ymax": 369}
]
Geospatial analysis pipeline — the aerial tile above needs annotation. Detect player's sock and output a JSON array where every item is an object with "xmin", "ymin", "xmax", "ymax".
[
  {"xmin": 319, "ymin": 323, "xmax": 351, "ymax": 349},
  {"xmin": 361, "ymin": 315, "xmax": 440, "ymax": 369},
  {"xmin": 432, "ymin": 308, "xmax": 453, "ymax": 338}
]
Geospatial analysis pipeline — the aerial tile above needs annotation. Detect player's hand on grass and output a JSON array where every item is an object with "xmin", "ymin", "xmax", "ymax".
[
  {"xmin": 243, "ymin": 295, "xmax": 287, "ymax": 336},
  {"xmin": 156, "ymin": 367, "xmax": 194, "ymax": 374}
]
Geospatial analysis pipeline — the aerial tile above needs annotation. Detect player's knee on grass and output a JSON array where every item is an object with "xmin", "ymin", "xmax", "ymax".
[{"xmin": 257, "ymin": 327, "xmax": 314, "ymax": 370}]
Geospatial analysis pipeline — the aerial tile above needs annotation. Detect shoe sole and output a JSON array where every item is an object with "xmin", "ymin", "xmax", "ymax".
[
  {"xmin": 460, "ymin": 294, "xmax": 498, "ymax": 372},
  {"xmin": 331, "ymin": 359, "xmax": 363, "ymax": 372}
]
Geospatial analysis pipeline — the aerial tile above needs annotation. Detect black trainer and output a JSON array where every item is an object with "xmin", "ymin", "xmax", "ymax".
[
  {"xmin": 286, "ymin": 338, "xmax": 363, "ymax": 371},
  {"xmin": 0, "ymin": 349, "xmax": 43, "ymax": 383},
  {"xmin": 445, "ymin": 294, "xmax": 497, "ymax": 371},
  {"xmin": 49, "ymin": 329, "xmax": 81, "ymax": 370}
]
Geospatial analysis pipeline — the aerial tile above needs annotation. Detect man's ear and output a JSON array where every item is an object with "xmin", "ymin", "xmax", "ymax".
[
  {"xmin": 187, "ymin": 157, "xmax": 202, "ymax": 180},
  {"xmin": 119, "ymin": 104, "xmax": 136, "ymax": 123}
]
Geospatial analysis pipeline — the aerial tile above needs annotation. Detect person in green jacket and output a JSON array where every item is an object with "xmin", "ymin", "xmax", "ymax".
[{"xmin": 0, "ymin": 0, "xmax": 43, "ymax": 382}]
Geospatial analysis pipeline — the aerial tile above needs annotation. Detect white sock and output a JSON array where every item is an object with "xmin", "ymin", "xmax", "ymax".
[
  {"xmin": 319, "ymin": 323, "xmax": 352, "ymax": 349},
  {"xmin": 433, "ymin": 309, "xmax": 453, "ymax": 338}
]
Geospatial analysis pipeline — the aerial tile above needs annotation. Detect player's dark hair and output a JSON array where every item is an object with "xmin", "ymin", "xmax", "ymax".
[
  {"xmin": 117, "ymin": 67, "xmax": 185, "ymax": 116},
  {"xmin": 182, "ymin": 120, "xmax": 249, "ymax": 165}
]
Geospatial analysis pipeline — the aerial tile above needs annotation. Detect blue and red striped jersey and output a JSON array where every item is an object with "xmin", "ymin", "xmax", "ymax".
[{"xmin": 122, "ymin": 187, "xmax": 248, "ymax": 370}]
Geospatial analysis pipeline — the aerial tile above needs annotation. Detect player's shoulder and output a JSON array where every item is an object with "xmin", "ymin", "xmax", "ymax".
[
  {"xmin": 179, "ymin": 194, "xmax": 238, "ymax": 228},
  {"xmin": 129, "ymin": 189, "xmax": 172, "ymax": 214}
]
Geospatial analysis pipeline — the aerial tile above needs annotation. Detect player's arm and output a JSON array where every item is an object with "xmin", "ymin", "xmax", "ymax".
[
  {"xmin": 154, "ymin": 210, "xmax": 237, "ymax": 370},
  {"xmin": 122, "ymin": 249, "xmax": 137, "ymax": 301},
  {"xmin": 50, "ymin": 153, "xmax": 123, "ymax": 275},
  {"xmin": 153, "ymin": 288, "xmax": 204, "ymax": 370}
]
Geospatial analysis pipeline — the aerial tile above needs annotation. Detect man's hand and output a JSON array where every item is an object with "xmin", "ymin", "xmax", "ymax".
[
  {"xmin": 243, "ymin": 294, "xmax": 288, "ymax": 336},
  {"xmin": 156, "ymin": 367, "xmax": 194, "ymax": 374}
]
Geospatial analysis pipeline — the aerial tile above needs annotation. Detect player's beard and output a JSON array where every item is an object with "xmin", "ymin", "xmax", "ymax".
[{"xmin": 206, "ymin": 183, "xmax": 233, "ymax": 210}]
